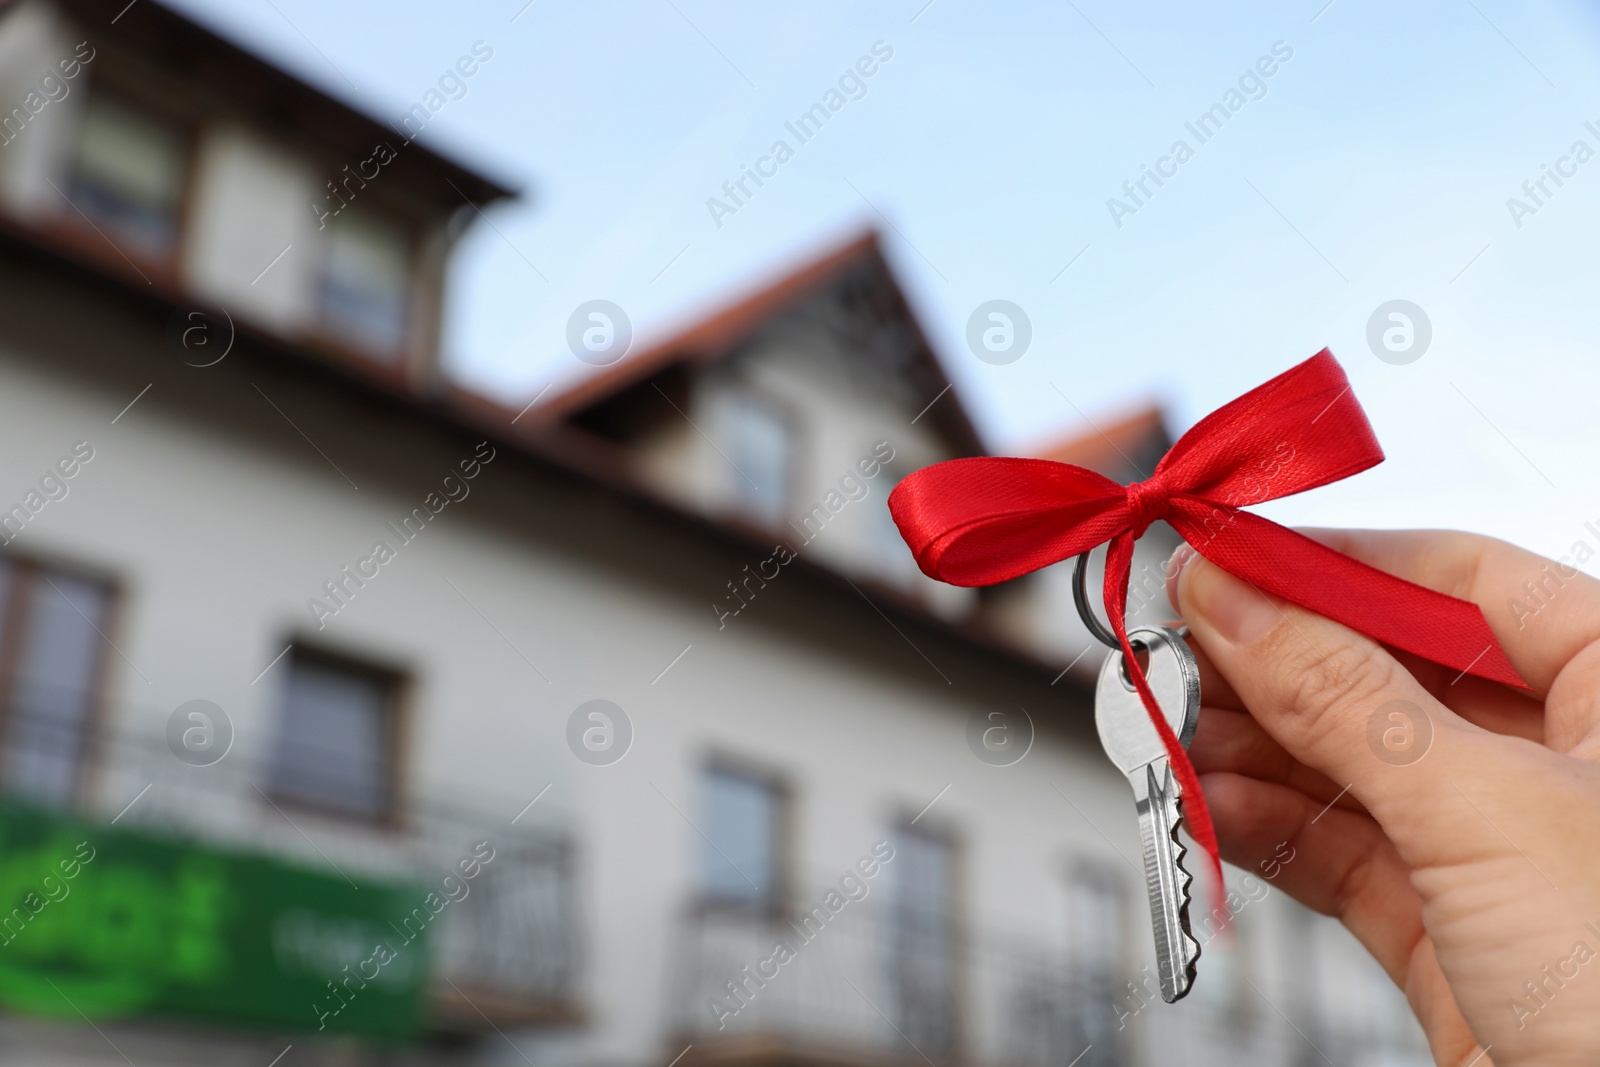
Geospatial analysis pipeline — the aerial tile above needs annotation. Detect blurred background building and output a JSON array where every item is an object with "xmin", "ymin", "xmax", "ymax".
[{"xmin": 0, "ymin": 1, "xmax": 1429, "ymax": 1065}]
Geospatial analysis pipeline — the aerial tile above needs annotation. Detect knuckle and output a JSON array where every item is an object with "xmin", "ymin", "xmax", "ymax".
[{"xmin": 1264, "ymin": 629, "xmax": 1400, "ymax": 746}]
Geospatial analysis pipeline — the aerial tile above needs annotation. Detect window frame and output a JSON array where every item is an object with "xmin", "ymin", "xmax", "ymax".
[
  {"xmin": 888, "ymin": 813, "xmax": 965, "ymax": 1061},
  {"xmin": 307, "ymin": 198, "xmax": 424, "ymax": 372},
  {"xmin": 866, "ymin": 456, "xmax": 919, "ymax": 576},
  {"xmin": 1063, "ymin": 857, "xmax": 1129, "ymax": 980},
  {"xmin": 44, "ymin": 75, "xmax": 200, "ymax": 290},
  {"xmin": 710, "ymin": 382, "xmax": 802, "ymax": 535},
  {"xmin": 0, "ymin": 550, "xmax": 121, "ymax": 808},
  {"xmin": 262, "ymin": 640, "xmax": 411, "ymax": 829},
  {"xmin": 891, "ymin": 812, "xmax": 963, "ymax": 931},
  {"xmin": 1058, "ymin": 857, "xmax": 1132, "ymax": 1067},
  {"xmin": 694, "ymin": 753, "xmax": 793, "ymax": 920}
]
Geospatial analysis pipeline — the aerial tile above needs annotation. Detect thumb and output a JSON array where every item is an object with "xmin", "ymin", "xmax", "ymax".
[{"xmin": 1171, "ymin": 546, "xmax": 1485, "ymax": 853}]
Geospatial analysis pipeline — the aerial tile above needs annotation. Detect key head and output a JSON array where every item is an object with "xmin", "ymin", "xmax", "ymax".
[{"xmin": 1094, "ymin": 626, "xmax": 1201, "ymax": 775}]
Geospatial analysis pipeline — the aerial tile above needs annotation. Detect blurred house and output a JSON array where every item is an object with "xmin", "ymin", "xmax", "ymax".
[{"xmin": 0, "ymin": 2, "xmax": 1429, "ymax": 1066}]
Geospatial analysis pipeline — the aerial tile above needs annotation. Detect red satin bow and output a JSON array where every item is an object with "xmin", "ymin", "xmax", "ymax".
[{"xmin": 888, "ymin": 349, "xmax": 1525, "ymax": 893}]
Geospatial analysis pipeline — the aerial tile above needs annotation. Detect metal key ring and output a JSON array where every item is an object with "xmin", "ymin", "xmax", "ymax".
[
  {"xmin": 1073, "ymin": 550, "xmax": 1120, "ymax": 649},
  {"xmin": 1073, "ymin": 549, "xmax": 1191, "ymax": 653}
]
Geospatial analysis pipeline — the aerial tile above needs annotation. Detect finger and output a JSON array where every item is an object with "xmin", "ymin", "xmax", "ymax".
[
  {"xmin": 1190, "ymin": 706, "xmax": 1364, "ymax": 814},
  {"xmin": 1199, "ymin": 772, "xmax": 1421, "ymax": 986},
  {"xmin": 1174, "ymin": 551, "xmax": 1513, "ymax": 866},
  {"xmin": 1300, "ymin": 528, "xmax": 1598, "ymax": 752},
  {"xmin": 1188, "ymin": 636, "xmax": 1244, "ymax": 712},
  {"xmin": 1166, "ymin": 547, "xmax": 1244, "ymax": 711},
  {"xmin": 1297, "ymin": 528, "xmax": 1600, "ymax": 697},
  {"xmin": 1551, "ymin": 643, "xmax": 1600, "ymax": 758},
  {"xmin": 1171, "ymin": 540, "xmax": 1547, "ymax": 740},
  {"xmin": 1390, "ymin": 648, "xmax": 1544, "ymax": 744}
]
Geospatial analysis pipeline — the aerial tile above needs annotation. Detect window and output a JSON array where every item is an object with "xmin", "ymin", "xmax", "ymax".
[
  {"xmin": 1068, "ymin": 865, "xmax": 1122, "ymax": 982},
  {"xmin": 68, "ymin": 94, "xmax": 186, "ymax": 259},
  {"xmin": 892, "ymin": 822, "xmax": 957, "ymax": 1058},
  {"xmin": 868, "ymin": 460, "xmax": 917, "ymax": 577},
  {"xmin": 266, "ymin": 648, "xmax": 401, "ymax": 822},
  {"xmin": 699, "ymin": 764, "xmax": 783, "ymax": 912},
  {"xmin": 1066, "ymin": 864, "xmax": 1127, "ymax": 1065},
  {"xmin": 319, "ymin": 208, "xmax": 412, "ymax": 358},
  {"xmin": 0, "ymin": 557, "xmax": 114, "ymax": 804},
  {"xmin": 718, "ymin": 390, "xmax": 793, "ymax": 529}
]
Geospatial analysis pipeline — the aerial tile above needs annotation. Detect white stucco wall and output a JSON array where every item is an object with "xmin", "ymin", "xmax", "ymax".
[{"xmin": 0, "ymin": 347, "xmax": 1140, "ymax": 1062}]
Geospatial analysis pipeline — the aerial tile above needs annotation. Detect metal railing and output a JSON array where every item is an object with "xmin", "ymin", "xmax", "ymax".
[
  {"xmin": 670, "ymin": 904, "xmax": 1129, "ymax": 1067},
  {"xmin": 0, "ymin": 697, "xmax": 581, "ymax": 1023},
  {"xmin": 669, "ymin": 901, "xmax": 1428, "ymax": 1067}
]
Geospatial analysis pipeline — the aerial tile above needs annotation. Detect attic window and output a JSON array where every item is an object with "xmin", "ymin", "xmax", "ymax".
[
  {"xmin": 718, "ymin": 390, "xmax": 793, "ymax": 529},
  {"xmin": 868, "ymin": 460, "xmax": 918, "ymax": 577},
  {"xmin": 68, "ymin": 95, "xmax": 186, "ymax": 259},
  {"xmin": 319, "ymin": 208, "xmax": 411, "ymax": 359}
]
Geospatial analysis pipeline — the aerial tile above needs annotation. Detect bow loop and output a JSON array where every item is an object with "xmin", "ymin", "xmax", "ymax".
[
  {"xmin": 1156, "ymin": 349, "xmax": 1385, "ymax": 508},
  {"xmin": 888, "ymin": 458, "xmax": 1126, "ymax": 585}
]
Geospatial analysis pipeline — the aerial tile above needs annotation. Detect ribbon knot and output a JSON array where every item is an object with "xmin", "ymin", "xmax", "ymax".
[
  {"xmin": 886, "ymin": 349, "xmax": 1527, "ymax": 900},
  {"xmin": 1123, "ymin": 476, "xmax": 1170, "ymax": 539}
]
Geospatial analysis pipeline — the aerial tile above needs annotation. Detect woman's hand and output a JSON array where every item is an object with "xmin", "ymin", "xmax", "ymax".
[{"xmin": 1168, "ymin": 529, "xmax": 1600, "ymax": 1067}]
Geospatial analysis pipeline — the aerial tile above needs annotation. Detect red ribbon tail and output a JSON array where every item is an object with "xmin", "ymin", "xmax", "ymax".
[
  {"xmin": 1170, "ymin": 507, "xmax": 1529, "ymax": 689},
  {"xmin": 1103, "ymin": 536, "xmax": 1227, "ymax": 916}
]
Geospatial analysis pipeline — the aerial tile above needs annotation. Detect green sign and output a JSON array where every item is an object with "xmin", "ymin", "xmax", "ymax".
[{"xmin": 0, "ymin": 800, "xmax": 431, "ymax": 1039}]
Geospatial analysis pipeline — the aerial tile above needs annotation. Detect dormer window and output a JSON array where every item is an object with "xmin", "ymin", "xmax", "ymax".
[
  {"xmin": 868, "ymin": 460, "xmax": 917, "ymax": 577},
  {"xmin": 68, "ymin": 94, "xmax": 186, "ymax": 260},
  {"xmin": 318, "ymin": 207, "xmax": 411, "ymax": 359},
  {"xmin": 717, "ymin": 389, "xmax": 793, "ymax": 529}
]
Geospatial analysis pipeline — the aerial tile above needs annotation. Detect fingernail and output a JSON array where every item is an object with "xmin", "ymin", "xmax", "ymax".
[
  {"xmin": 1180, "ymin": 555, "xmax": 1279, "ymax": 646},
  {"xmin": 1164, "ymin": 543, "xmax": 1196, "ymax": 615}
]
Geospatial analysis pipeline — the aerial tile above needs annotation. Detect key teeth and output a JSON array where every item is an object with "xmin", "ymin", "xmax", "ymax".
[{"xmin": 1168, "ymin": 788, "xmax": 1201, "ymax": 1000}]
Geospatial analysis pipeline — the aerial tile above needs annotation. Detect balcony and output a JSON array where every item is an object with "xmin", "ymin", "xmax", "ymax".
[
  {"xmin": 669, "ymin": 900, "xmax": 1429, "ymax": 1067},
  {"xmin": 0, "ymin": 701, "xmax": 582, "ymax": 1034},
  {"xmin": 670, "ymin": 905, "xmax": 1122, "ymax": 1067}
]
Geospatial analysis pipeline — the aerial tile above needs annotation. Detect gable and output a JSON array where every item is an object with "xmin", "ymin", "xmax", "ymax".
[
  {"xmin": 546, "ymin": 233, "xmax": 981, "ymax": 460},
  {"xmin": 540, "ymin": 232, "xmax": 983, "ymax": 617}
]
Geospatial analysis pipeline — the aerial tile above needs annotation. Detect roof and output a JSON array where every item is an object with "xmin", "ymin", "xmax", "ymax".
[
  {"xmin": 1027, "ymin": 405, "xmax": 1171, "ymax": 484},
  {"xmin": 534, "ymin": 232, "xmax": 988, "ymax": 459},
  {"xmin": 0, "ymin": 218, "xmax": 1079, "ymax": 696},
  {"xmin": 52, "ymin": 0, "xmax": 516, "ymax": 208}
]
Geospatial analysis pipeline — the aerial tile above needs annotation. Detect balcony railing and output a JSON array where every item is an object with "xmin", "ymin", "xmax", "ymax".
[
  {"xmin": 669, "ymin": 901, "xmax": 1429, "ymax": 1067},
  {"xmin": 670, "ymin": 905, "xmax": 1127, "ymax": 1067},
  {"xmin": 0, "ymin": 698, "xmax": 581, "ymax": 1030}
]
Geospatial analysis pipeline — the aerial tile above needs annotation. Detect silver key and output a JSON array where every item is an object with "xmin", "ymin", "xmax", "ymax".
[{"xmin": 1095, "ymin": 624, "xmax": 1202, "ymax": 1003}]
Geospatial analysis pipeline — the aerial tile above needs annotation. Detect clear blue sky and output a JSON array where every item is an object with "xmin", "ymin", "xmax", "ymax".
[{"xmin": 172, "ymin": 0, "xmax": 1600, "ymax": 566}]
